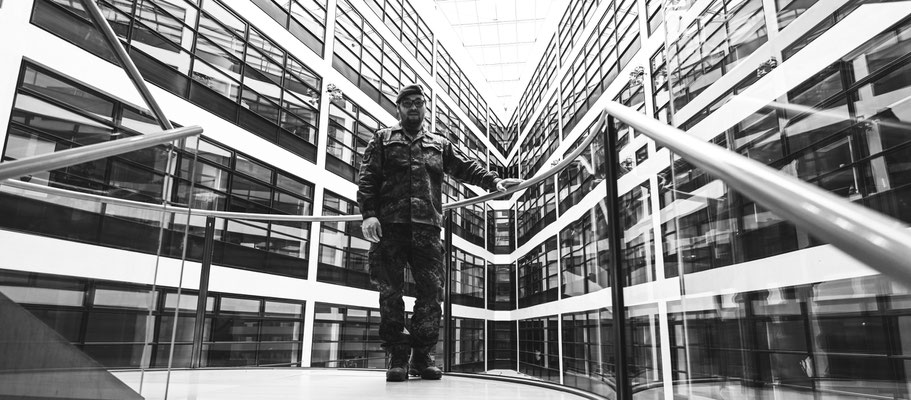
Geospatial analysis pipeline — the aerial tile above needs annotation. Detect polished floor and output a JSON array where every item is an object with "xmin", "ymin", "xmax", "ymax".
[{"xmin": 112, "ymin": 369, "xmax": 596, "ymax": 400}]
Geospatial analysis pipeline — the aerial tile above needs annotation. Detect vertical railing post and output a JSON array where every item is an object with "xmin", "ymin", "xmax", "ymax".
[
  {"xmin": 604, "ymin": 114, "xmax": 632, "ymax": 400},
  {"xmin": 191, "ymin": 216, "xmax": 216, "ymax": 368},
  {"xmin": 443, "ymin": 209, "xmax": 454, "ymax": 372}
]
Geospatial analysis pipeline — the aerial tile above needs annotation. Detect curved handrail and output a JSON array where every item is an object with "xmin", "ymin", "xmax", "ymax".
[
  {"xmin": 0, "ymin": 114, "xmax": 605, "ymax": 222},
  {"xmin": 443, "ymin": 112, "xmax": 608, "ymax": 210},
  {"xmin": 5, "ymin": 102, "xmax": 911, "ymax": 290},
  {"xmin": 602, "ymin": 100, "xmax": 911, "ymax": 287},
  {"xmin": 0, "ymin": 126, "xmax": 202, "ymax": 181},
  {"xmin": 0, "ymin": 179, "xmax": 363, "ymax": 222}
]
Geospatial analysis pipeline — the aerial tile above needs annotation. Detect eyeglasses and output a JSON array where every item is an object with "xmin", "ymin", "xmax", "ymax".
[{"xmin": 400, "ymin": 99, "xmax": 425, "ymax": 109}]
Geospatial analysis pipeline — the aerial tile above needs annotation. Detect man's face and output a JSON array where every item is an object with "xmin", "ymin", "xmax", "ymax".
[{"xmin": 397, "ymin": 94, "xmax": 426, "ymax": 127}]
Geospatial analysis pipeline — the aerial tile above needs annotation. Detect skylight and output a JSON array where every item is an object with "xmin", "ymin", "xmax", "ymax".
[{"xmin": 434, "ymin": 0, "xmax": 567, "ymax": 116}]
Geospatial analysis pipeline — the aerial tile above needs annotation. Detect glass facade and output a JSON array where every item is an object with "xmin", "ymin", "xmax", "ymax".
[
  {"xmin": 435, "ymin": 44, "xmax": 488, "ymax": 134},
  {"xmin": 317, "ymin": 191, "xmax": 370, "ymax": 289},
  {"xmin": 332, "ymin": 0, "xmax": 428, "ymax": 116},
  {"xmin": 33, "ymin": 0, "xmax": 323, "ymax": 161},
  {"xmin": 0, "ymin": 270, "xmax": 304, "ymax": 368},
  {"xmin": 3, "ymin": 0, "xmax": 911, "ymax": 399},
  {"xmin": 311, "ymin": 303, "xmax": 385, "ymax": 368},
  {"xmin": 325, "ymin": 94, "xmax": 385, "ymax": 182},
  {"xmin": 250, "ymin": 0, "xmax": 328, "ymax": 56},
  {"xmin": 364, "ymin": 0, "xmax": 434, "ymax": 75},
  {"xmin": 450, "ymin": 247, "xmax": 484, "ymax": 307},
  {"xmin": 5, "ymin": 63, "xmax": 315, "ymax": 277}
]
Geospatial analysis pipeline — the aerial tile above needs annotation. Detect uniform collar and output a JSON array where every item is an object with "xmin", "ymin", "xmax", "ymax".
[{"xmin": 391, "ymin": 122, "xmax": 426, "ymax": 141}]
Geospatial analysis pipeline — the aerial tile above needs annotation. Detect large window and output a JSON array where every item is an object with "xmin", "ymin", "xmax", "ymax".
[
  {"xmin": 557, "ymin": 120, "xmax": 605, "ymax": 214},
  {"xmin": 450, "ymin": 247, "xmax": 485, "ymax": 307},
  {"xmin": 668, "ymin": 275, "xmax": 911, "ymax": 399},
  {"xmin": 4, "ymin": 62, "xmax": 315, "ymax": 278},
  {"xmin": 515, "ymin": 37, "xmax": 557, "ymax": 135},
  {"xmin": 487, "ymin": 263, "xmax": 516, "ymax": 310},
  {"xmin": 619, "ymin": 182, "xmax": 656, "ymax": 285},
  {"xmin": 33, "ymin": 0, "xmax": 323, "ymax": 161},
  {"xmin": 317, "ymin": 192, "xmax": 370, "ymax": 289},
  {"xmin": 326, "ymin": 95, "xmax": 384, "ymax": 182},
  {"xmin": 364, "ymin": 0, "xmax": 434, "ymax": 74},
  {"xmin": 0, "ymin": 270, "xmax": 304, "ymax": 369},
  {"xmin": 668, "ymin": 0, "xmax": 767, "ymax": 112},
  {"xmin": 560, "ymin": 0, "xmax": 641, "ymax": 136},
  {"xmin": 516, "ymin": 177, "xmax": 556, "ymax": 246},
  {"xmin": 519, "ymin": 94, "xmax": 559, "ymax": 179},
  {"xmin": 250, "ymin": 0, "xmax": 328, "ymax": 56},
  {"xmin": 6, "ymin": 63, "xmax": 167, "ymax": 203},
  {"xmin": 558, "ymin": 0, "xmax": 601, "ymax": 65},
  {"xmin": 518, "ymin": 316, "xmax": 560, "ymax": 383},
  {"xmin": 486, "ymin": 207, "xmax": 515, "ymax": 254},
  {"xmin": 487, "ymin": 320, "xmax": 517, "ymax": 369},
  {"xmin": 441, "ymin": 175, "xmax": 485, "ymax": 247},
  {"xmin": 667, "ymin": 17, "xmax": 911, "ymax": 271},
  {"xmin": 311, "ymin": 303, "xmax": 385, "ymax": 368},
  {"xmin": 560, "ymin": 200, "xmax": 611, "ymax": 297},
  {"xmin": 333, "ymin": 0, "xmax": 429, "ymax": 116},
  {"xmin": 436, "ymin": 45, "xmax": 488, "ymax": 134},
  {"xmin": 562, "ymin": 310, "xmax": 614, "ymax": 394},
  {"xmin": 488, "ymin": 111, "xmax": 517, "ymax": 156},
  {"xmin": 205, "ymin": 295, "xmax": 304, "ymax": 367},
  {"xmin": 517, "ymin": 237, "xmax": 559, "ymax": 307},
  {"xmin": 435, "ymin": 97, "xmax": 487, "ymax": 165},
  {"xmin": 776, "ymin": 0, "xmax": 820, "ymax": 30},
  {"xmin": 173, "ymin": 135, "xmax": 315, "ymax": 278},
  {"xmin": 450, "ymin": 318, "xmax": 485, "ymax": 372}
]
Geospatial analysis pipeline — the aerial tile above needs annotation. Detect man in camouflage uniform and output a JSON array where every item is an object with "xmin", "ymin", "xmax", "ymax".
[{"xmin": 357, "ymin": 84, "xmax": 521, "ymax": 382}]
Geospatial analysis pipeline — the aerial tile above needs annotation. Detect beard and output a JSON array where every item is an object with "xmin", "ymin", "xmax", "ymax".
[{"xmin": 401, "ymin": 113, "xmax": 423, "ymax": 130}]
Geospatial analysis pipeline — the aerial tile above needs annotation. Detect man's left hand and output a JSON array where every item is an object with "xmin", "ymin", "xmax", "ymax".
[{"xmin": 496, "ymin": 178, "xmax": 523, "ymax": 192}]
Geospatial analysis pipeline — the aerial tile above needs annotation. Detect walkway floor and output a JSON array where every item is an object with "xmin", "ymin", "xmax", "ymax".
[{"xmin": 112, "ymin": 369, "xmax": 596, "ymax": 400}]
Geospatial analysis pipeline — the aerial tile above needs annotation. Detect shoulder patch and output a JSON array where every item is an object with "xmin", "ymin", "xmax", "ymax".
[{"xmin": 376, "ymin": 127, "xmax": 393, "ymax": 141}]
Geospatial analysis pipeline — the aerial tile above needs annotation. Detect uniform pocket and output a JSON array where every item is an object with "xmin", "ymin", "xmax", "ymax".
[
  {"xmin": 383, "ymin": 140, "xmax": 410, "ymax": 170},
  {"xmin": 420, "ymin": 140, "xmax": 443, "ymax": 173}
]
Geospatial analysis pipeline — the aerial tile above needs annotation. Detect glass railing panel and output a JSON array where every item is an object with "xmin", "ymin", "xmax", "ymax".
[
  {"xmin": 656, "ymin": 16, "xmax": 911, "ymax": 396},
  {"xmin": 0, "ymin": 163, "xmax": 184, "ymax": 399},
  {"xmin": 665, "ymin": 275, "xmax": 911, "ymax": 399}
]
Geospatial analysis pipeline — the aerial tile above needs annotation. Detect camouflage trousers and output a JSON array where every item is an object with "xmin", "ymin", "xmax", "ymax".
[{"xmin": 368, "ymin": 223, "xmax": 443, "ymax": 356}]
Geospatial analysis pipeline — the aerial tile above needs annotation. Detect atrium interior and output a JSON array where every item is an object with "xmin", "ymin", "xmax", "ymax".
[{"xmin": 1, "ymin": 0, "xmax": 911, "ymax": 399}]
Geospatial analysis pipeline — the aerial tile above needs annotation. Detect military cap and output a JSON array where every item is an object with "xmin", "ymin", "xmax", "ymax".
[{"xmin": 396, "ymin": 83, "xmax": 425, "ymax": 104}]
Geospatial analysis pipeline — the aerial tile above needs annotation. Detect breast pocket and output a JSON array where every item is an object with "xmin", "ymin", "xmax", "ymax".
[
  {"xmin": 420, "ymin": 140, "xmax": 443, "ymax": 174},
  {"xmin": 383, "ymin": 140, "xmax": 410, "ymax": 171}
]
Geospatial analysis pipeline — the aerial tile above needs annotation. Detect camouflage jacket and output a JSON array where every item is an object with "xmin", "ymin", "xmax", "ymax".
[{"xmin": 357, "ymin": 123, "xmax": 501, "ymax": 227}]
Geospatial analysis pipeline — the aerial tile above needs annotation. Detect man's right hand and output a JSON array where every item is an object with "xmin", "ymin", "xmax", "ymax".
[{"xmin": 362, "ymin": 217, "xmax": 382, "ymax": 243}]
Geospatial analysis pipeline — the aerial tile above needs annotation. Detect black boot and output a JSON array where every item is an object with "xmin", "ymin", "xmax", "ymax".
[
  {"xmin": 385, "ymin": 344, "xmax": 410, "ymax": 382},
  {"xmin": 409, "ymin": 350, "xmax": 443, "ymax": 380}
]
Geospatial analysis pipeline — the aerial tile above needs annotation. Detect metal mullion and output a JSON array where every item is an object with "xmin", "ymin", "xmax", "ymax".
[
  {"xmin": 245, "ymin": 31, "xmax": 286, "ymax": 82},
  {"xmin": 15, "ymin": 87, "xmax": 119, "ymax": 132},
  {"xmin": 191, "ymin": 40, "xmax": 245, "ymax": 90},
  {"xmin": 6, "ymin": 116, "xmax": 116, "ymax": 159},
  {"xmin": 138, "ymin": 0, "xmax": 195, "ymax": 30},
  {"xmin": 126, "ymin": 4, "xmax": 196, "ymax": 58},
  {"xmin": 198, "ymin": 10, "xmax": 248, "ymax": 88},
  {"xmin": 124, "ymin": 19, "xmax": 196, "ymax": 60},
  {"xmin": 288, "ymin": 6, "xmax": 325, "ymax": 39}
]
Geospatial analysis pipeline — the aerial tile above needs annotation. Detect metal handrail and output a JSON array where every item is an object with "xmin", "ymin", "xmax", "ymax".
[
  {"xmin": 0, "ymin": 114, "xmax": 605, "ymax": 221},
  {"xmin": 602, "ymin": 101, "xmax": 911, "ymax": 287},
  {"xmin": 4, "ymin": 102, "xmax": 911, "ymax": 288},
  {"xmin": 443, "ymin": 112, "xmax": 608, "ymax": 210},
  {"xmin": 0, "ymin": 126, "xmax": 202, "ymax": 181},
  {"xmin": 1, "ymin": 179, "xmax": 363, "ymax": 222}
]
